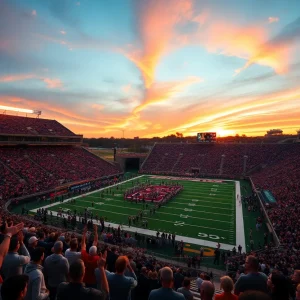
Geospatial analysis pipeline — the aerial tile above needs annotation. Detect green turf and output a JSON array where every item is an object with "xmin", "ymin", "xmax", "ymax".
[{"xmin": 49, "ymin": 175, "xmax": 237, "ymax": 245}]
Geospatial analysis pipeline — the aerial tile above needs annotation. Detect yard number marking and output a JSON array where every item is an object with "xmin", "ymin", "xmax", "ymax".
[
  {"xmin": 180, "ymin": 214, "xmax": 189, "ymax": 219},
  {"xmin": 198, "ymin": 232, "xmax": 225, "ymax": 240},
  {"xmin": 174, "ymin": 221, "xmax": 185, "ymax": 226},
  {"xmin": 184, "ymin": 208, "xmax": 193, "ymax": 212}
]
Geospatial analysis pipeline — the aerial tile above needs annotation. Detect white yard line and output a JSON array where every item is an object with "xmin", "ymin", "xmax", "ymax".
[
  {"xmin": 235, "ymin": 181, "xmax": 246, "ymax": 251},
  {"xmin": 29, "ymin": 209, "xmax": 236, "ymax": 251}
]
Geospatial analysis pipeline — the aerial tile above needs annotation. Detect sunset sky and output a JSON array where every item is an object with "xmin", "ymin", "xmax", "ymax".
[{"xmin": 0, "ymin": 0, "xmax": 300, "ymax": 138}]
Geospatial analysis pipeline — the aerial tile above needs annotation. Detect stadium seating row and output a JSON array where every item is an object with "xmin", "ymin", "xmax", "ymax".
[{"xmin": 0, "ymin": 146, "xmax": 120, "ymax": 201}]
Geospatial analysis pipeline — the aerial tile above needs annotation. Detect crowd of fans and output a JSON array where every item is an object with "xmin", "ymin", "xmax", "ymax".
[
  {"xmin": 0, "ymin": 146, "xmax": 120, "ymax": 201},
  {"xmin": 0, "ymin": 115, "xmax": 76, "ymax": 136},
  {"xmin": 140, "ymin": 143, "xmax": 299, "ymax": 177},
  {"xmin": 0, "ymin": 217, "xmax": 300, "ymax": 300}
]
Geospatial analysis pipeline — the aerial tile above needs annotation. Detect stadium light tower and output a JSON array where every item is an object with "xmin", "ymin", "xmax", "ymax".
[{"xmin": 0, "ymin": 105, "xmax": 41, "ymax": 117}]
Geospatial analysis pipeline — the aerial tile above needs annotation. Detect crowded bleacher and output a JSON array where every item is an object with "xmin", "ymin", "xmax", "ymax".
[{"xmin": 0, "ymin": 115, "xmax": 300, "ymax": 299}]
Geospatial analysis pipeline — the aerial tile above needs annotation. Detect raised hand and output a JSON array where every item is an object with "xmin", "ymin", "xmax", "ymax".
[{"xmin": 5, "ymin": 222, "xmax": 24, "ymax": 236}]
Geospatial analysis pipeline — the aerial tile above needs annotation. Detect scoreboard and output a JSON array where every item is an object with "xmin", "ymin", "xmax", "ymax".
[{"xmin": 197, "ymin": 132, "xmax": 217, "ymax": 142}]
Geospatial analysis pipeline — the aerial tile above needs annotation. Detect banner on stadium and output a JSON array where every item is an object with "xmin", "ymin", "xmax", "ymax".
[{"xmin": 69, "ymin": 181, "xmax": 91, "ymax": 192}]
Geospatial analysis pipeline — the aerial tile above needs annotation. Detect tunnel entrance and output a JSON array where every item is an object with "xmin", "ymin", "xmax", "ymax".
[{"xmin": 125, "ymin": 157, "xmax": 140, "ymax": 172}]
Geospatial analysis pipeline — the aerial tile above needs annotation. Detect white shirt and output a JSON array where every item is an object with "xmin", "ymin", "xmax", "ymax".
[{"xmin": 65, "ymin": 249, "xmax": 81, "ymax": 265}]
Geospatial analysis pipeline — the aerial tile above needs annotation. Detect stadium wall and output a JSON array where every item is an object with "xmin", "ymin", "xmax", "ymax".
[{"xmin": 248, "ymin": 177, "xmax": 280, "ymax": 247}]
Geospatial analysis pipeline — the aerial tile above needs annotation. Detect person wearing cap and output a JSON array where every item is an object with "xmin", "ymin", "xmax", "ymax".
[
  {"xmin": 2, "ymin": 231, "xmax": 31, "ymax": 279},
  {"xmin": 24, "ymin": 247, "xmax": 49, "ymax": 300},
  {"xmin": 27, "ymin": 236, "xmax": 39, "ymax": 258},
  {"xmin": 81, "ymin": 225, "xmax": 99, "ymax": 288},
  {"xmin": 44, "ymin": 241, "xmax": 69, "ymax": 300},
  {"xmin": 148, "ymin": 267, "xmax": 184, "ymax": 300}
]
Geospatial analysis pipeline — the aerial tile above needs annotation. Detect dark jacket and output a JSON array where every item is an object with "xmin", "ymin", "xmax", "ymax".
[{"xmin": 56, "ymin": 282, "xmax": 105, "ymax": 300}]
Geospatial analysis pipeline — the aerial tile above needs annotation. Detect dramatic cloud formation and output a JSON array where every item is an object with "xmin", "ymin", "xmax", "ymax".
[
  {"xmin": 235, "ymin": 16, "xmax": 300, "ymax": 74},
  {"xmin": 133, "ymin": 76, "xmax": 203, "ymax": 114},
  {"xmin": 128, "ymin": 0, "xmax": 194, "ymax": 88},
  {"xmin": 0, "ymin": 0, "xmax": 299, "ymax": 138}
]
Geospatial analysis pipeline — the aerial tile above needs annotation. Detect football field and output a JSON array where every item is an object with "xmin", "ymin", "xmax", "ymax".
[{"xmin": 31, "ymin": 175, "xmax": 245, "ymax": 250}]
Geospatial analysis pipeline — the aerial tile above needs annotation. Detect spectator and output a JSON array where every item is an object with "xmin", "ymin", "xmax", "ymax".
[
  {"xmin": 106, "ymin": 246, "xmax": 118, "ymax": 272},
  {"xmin": 1, "ymin": 274, "xmax": 29, "ymax": 300},
  {"xmin": 267, "ymin": 271, "xmax": 290, "ymax": 300},
  {"xmin": 149, "ymin": 271, "xmax": 160, "ymax": 292},
  {"xmin": 36, "ymin": 231, "xmax": 53, "ymax": 256},
  {"xmin": 215, "ymin": 276, "xmax": 237, "ymax": 299},
  {"xmin": 296, "ymin": 284, "xmax": 300, "ymax": 300},
  {"xmin": 177, "ymin": 277, "xmax": 194, "ymax": 300},
  {"xmin": 57, "ymin": 256, "xmax": 109, "ymax": 300},
  {"xmin": 196, "ymin": 272, "xmax": 204, "ymax": 293},
  {"xmin": 0, "ymin": 222, "xmax": 24, "ymax": 276},
  {"xmin": 148, "ymin": 267, "xmax": 184, "ymax": 300},
  {"xmin": 27, "ymin": 236, "xmax": 38, "ymax": 257},
  {"xmin": 2, "ymin": 232, "xmax": 30, "ymax": 279},
  {"xmin": 293, "ymin": 270, "xmax": 300, "ymax": 286},
  {"xmin": 24, "ymin": 247, "xmax": 49, "ymax": 300},
  {"xmin": 105, "ymin": 256, "xmax": 137, "ymax": 300},
  {"xmin": 174, "ymin": 268, "xmax": 184, "ymax": 291},
  {"xmin": 44, "ymin": 241, "xmax": 69, "ymax": 300},
  {"xmin": 234, "ymin": 256, "xmax": 268, "ymax": 295},
  {"xmin": 135, "ymin": 266, "xmax": 150, "ymax": 300},
  {"xmin": 238, "ymin": 291, "xmax": 271, "ymax": 300},
  {"xmin": 65, "ymin": 238, "xmax": 81, "ymax": 265},
  {"xmin": 200, "ymin": 281, "xmax": 215, "ymax": 300},
  {"xmin": 81, "ymin": 226, "xmax": 99, "ymax": 288}
]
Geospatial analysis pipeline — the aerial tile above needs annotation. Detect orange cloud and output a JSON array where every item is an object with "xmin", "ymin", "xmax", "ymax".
[
  {"xmin": 234, "ymin": 40, "xmax": 291, "ymax": 75},
  {"xmin": 42, "ymin": 78, "xmax": 63, "ymax": 89},
  {"xmin": 0, "ymin": 73, "xmax": 64, "ymax": 89},
  {"xmin": 133, "ymin": 76, "xmax": 203, "ymax": 114},
  {"xmin": 0, "ymin": 74, "xmax": 35, "ymax": 82},
  {"xmin": 154, "ymin": 87, "xmax": 300, "ymax": 137},
  {"xmin": 128, "ymin": 0, "xmax": 194, "ymax": 88},
  {"xmin": 268, "ymin": 17, "xmax": 279, "ymax": 24}
]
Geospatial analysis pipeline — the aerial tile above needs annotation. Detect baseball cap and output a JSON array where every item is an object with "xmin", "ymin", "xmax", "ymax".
[{"xmin": 28, "ymin": 236, "xmax": 38, "ymax": 244}]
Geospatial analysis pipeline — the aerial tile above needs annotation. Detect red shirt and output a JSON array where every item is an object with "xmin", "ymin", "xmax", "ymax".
[
  {"xmin": 81, "ymin": 250, "xmax": 99, "ymax": 284},
  {"xmin": 215, "ymin": 292, "xmax": 238, "ymax": 300}
]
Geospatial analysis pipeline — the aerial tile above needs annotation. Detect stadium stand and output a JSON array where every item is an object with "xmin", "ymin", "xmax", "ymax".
[
  {"xmin": 0, "ymin": 146, "xmax": 121, "ymax": 201},
  {"xmin": 0, "ymin": 114, "xmax": 76, "ymax": 136},
  {"xmin": 1, "ymin": 116, "xmax": 300, "ymax": 299}
]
